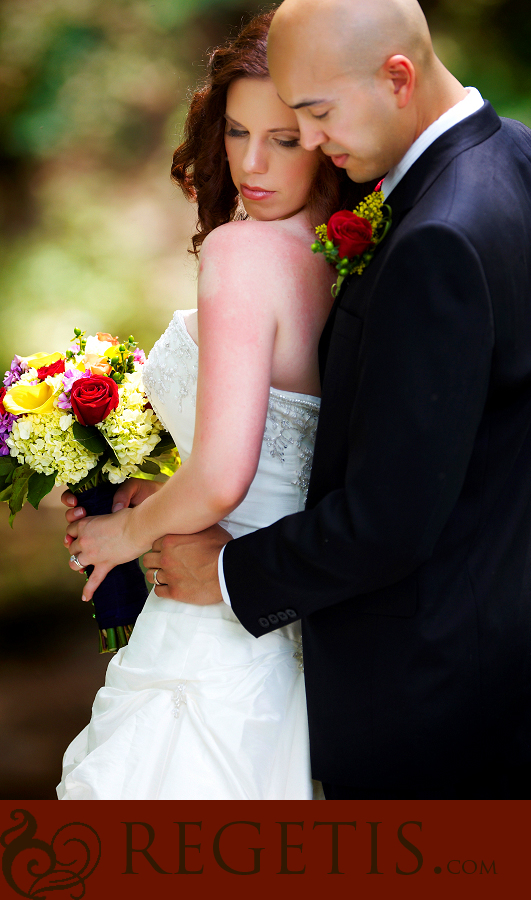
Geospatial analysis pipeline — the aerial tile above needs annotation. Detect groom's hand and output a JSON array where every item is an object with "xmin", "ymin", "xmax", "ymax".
[{"xmin": 143, "ymin": 524, "xmax": 233, "ymax": 605}]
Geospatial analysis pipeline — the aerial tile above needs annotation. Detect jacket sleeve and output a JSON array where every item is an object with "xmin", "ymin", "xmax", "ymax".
[{"xmin": 223, "ymin": 222, "xmax": 494, "ymax": 636}]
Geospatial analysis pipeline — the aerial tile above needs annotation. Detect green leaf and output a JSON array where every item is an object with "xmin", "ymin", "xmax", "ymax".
[
  {"xmin": 133, "ymin": 470, "xmax": 158, "ymax": 482},
  {"xmin": 27, "ymin": 470, "xmax": 57, "ymax": 510},
  {"xmin": 8, "ymin": 464, "xmax": 32, "ymax": 526},
  {"xmin": 149, "ymin": 431, "xmax": 175, "ymax": 456},
  {"xmin": 72, "ymin": 421, "xmax": 107, "ymax": 454},
  {"xmin": 100, "ymin": 434, "xmax": 120, "ymax": 466},
  {"xmin": 0, "ymin": 457, "xmax": 17, "ymax": 476},
  {"xmin": 137, "ymin": 459, "xmax": 160, "ymax": 475},
  {"xmin": 0, "ymin": 484, "xmax": 14, "ymax": 502},
  {"xmin": 157, "ymin": 455, "xmax": 180, "ymax": 477}
]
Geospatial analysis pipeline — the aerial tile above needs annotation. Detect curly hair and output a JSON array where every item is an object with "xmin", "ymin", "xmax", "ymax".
[{"xmin": 172, "ymin": 7, "xmax": 374, "ymax": 255}]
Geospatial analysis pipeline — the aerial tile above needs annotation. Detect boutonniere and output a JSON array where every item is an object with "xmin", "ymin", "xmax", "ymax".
[{"xmin": 311, "ymin": 182, "xmax": 392, "ymax": 296}]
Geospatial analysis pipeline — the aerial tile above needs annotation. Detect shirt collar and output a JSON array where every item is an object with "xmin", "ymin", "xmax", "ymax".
[{"xmin": 381, "ymin": 87, "xmax": 485, "ymax": 200}]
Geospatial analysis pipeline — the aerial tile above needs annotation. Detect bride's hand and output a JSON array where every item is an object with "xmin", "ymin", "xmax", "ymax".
[
  {"xmin": 65, "ymin": 507, "xmax": 147, "ymax": 603},
  {"xmin": 62, "ymin": 478, "xmax": 162, "ymax": 540}
]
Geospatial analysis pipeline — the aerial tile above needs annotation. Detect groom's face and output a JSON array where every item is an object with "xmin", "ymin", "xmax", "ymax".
[{"xmin": 268, "ymin": 46, "xmax": 405, "ymax": 184}]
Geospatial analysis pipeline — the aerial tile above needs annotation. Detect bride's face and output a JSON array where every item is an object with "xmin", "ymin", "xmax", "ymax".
[{"xmin": 224, "ymin": 77, "xmax": 320, "ymax": 221}]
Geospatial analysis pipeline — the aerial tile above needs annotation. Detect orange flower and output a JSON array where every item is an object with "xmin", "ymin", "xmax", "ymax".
[
  {"xmin": 96, "ymin": 332, "xmax": 119, "ymax": 345},
  {"xmin": 83, "ymin": 354, "xmax": 113, "ymax": 377}
]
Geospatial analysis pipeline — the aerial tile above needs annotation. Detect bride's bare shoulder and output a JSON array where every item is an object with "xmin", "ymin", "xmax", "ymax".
[{"xmin": 200, "ymin": 218, "xmax": 312, "ymax": 267}]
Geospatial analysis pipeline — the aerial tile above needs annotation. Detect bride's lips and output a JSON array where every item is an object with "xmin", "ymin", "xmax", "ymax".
[
  {"xmin": 330, "ymin": 154, "xmax": 349, "ymax": 167},
  {"xmin": 240, "ymin": 183, "xmax": 276, "ymax": 201}
]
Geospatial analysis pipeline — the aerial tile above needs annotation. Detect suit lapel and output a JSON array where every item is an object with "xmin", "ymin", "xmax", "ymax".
[
  {"xmin": 317, "ymin": 102, "xmax": 501, "ymax": 378},
  {"xmin": 384, "ymin": 101, "xmax": 500, "ymax": 222}
]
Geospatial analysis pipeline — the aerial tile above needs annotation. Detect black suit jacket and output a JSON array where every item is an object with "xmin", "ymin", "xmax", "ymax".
[{"xmin": 223, "ymin": 102, "xmax": 531, "ymax": 795}]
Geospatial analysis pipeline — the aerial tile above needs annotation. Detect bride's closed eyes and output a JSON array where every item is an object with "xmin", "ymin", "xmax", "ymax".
[{"xmin": 225, "ymin": 125, "xmax": 301, "ymax": 149}]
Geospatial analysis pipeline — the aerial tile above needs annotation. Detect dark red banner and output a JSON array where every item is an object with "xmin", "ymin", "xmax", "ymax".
[{"xmin": 0, "ymin": 800, "xmax": 527, "ymax": 899}]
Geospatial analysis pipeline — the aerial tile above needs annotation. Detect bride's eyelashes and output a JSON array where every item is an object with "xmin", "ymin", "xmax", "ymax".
[
  {"xmin": 225, "ymin": 127, "xmax": 300, "ymax": 148},
  {"xmin": 225, "ymin": 126, "xmax": 247, "ymax": 138},
  {"xmin": 276, "ymin": 137, "xmax": 301, "ymax": 148}
]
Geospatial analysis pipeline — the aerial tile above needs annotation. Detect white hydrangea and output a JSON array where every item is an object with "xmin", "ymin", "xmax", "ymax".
[
  {"xmin": 96, "ymin": 375, "xmax": 163, "ymax": 479},
  {"xmin": 18, "ymin": 368, "xmax": 39, "ymax": 385},
  {"xmin": 6, "ymin": 408, "xmax": 100, "ymax": 485},
  {"xmin": 100, "ymin": 461, "xmax": 140, "ymax": 484}
]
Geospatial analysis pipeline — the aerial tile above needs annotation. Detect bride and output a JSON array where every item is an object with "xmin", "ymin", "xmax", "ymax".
[{"xmin": 57, "ymin": 9, "xmax": 366, "ymax": 800}]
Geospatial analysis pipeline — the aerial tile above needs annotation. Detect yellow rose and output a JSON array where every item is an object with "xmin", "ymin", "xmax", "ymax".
[
  {"xmin": 23, "ymin": 351, "xmax": 63, "ymax": 370},
  {"xmin": 3, "ymin": 382, "xmax": 57, "ymax": 415}
]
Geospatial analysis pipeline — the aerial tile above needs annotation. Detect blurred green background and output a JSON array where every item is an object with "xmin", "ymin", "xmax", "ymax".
[{"xmin": 0, "ymin": 0, "xmax": 530, "ymax": 798}]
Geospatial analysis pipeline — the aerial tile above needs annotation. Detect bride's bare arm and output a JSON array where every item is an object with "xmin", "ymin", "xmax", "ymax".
[{"xmin": 66, "ymin": 220, "xmax": 296, "ymax": 598}]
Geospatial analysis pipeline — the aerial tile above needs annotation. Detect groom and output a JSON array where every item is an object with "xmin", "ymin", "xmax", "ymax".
[{"xmin": 145, "ymin": 0, "xmax": 531, "ymax": 797}]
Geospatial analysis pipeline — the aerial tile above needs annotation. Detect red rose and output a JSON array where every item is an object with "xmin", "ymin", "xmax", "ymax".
[
  {"xmin": 71, "ymin": 375, "xmax": 119, "ymax": 426},
  {"xmin": 0, "ymin": 387, "xmax": 6, "ymax": 415},
  {"xmin": 37, "ymin": 358, "xmax": 65, "ymax": 380},
  {"xmin": 327, "ymin": 210, "xmax": 373, "ymax": 260}
]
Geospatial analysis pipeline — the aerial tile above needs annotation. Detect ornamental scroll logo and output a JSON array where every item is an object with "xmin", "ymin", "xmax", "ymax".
[{"xmin": 1, "ymin": 809, "xmax": 101, "ymax": 898}]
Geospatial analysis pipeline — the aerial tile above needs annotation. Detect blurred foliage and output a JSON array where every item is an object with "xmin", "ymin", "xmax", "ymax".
[
  {"xmin": 421, "ymin": 0, "xmax": 531, "ymax": 125},
  {"xmin": 0, "ymin": 0, "xmax": 274, "ymax": 365}
]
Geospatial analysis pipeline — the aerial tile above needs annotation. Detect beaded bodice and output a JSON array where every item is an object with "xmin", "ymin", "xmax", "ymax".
[{"xmin": 142, "ymin": 309, "xmax": 320, "ymax": 539}]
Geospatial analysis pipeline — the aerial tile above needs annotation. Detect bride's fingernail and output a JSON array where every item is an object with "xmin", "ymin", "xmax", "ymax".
[
  {"xmin": 112, "ymin": 502, "xmax": 125, "ymax": 512},
  {"xmin": 82, "ymin": 594, "xmax": 87, "ymax": 602},
  {"xmin": 73, "ymin": 508, "xmax": 84, "ymax": 518}
]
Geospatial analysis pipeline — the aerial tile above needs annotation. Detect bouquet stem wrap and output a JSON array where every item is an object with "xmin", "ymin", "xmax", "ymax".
[{"xmin": 76, "ymin": 482, "xmax": 148, "ymax": 653}]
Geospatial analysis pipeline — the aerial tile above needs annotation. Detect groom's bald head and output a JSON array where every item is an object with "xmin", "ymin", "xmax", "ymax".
[
  {"xmin": 269, "ymin": 0, "xmax": 434, "ymax": 80},
  {"xmin": 267, "ymin": 0, "xmax": 465, "ymax": 183}
]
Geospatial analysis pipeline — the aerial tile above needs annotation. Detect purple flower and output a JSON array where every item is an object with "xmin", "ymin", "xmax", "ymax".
[
  {"xmin": 57, "ymin": 393, "xmax": 72, "ymax": 410},
  {"xmin": 57, "ymin": 368, "xmax": 92, "ymax": 409},
  {"xmin": 62, "ymin": 367, "xmax": 90, "ymax": 391},
  {"xmin": 134, "ymin": 348, "xmax": 146, "ymax": 365},
  {"xmin": 3, "ymin": 355, "xmax": 26, "ymax": 388},
  {"xmin": 0, "ymin": 412, "xmax": 17, "ymax": 455}
]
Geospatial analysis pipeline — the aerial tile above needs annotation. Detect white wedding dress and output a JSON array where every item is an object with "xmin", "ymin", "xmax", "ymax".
[{"xmin": 57, "ymin": 309, "xmax": 321, "ymax": 800}]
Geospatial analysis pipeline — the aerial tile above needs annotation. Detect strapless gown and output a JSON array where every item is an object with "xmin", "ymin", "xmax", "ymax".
[{"xmin": 57, "ymin": 309, "xmax": 321, "ymax": 799}]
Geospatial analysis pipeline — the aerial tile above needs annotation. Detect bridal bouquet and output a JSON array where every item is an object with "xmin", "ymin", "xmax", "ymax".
[{"xmin": 1, "ymin": 329, "xmax": 179, "ymax": 651}]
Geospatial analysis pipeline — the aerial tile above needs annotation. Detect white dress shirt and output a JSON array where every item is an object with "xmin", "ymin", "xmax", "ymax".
[
  {"xmin": 219, "ymin": 86, "xmax": 485, "ymax": 608},
  {"xmin": 381, "ymin": 87, "xmax": 484, "ymax": 199}
]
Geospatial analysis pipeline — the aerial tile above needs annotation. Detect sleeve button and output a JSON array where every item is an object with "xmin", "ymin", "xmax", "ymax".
[{"xmin": 258, "ymin": 617, "xmax": 269, "ymax": 628}]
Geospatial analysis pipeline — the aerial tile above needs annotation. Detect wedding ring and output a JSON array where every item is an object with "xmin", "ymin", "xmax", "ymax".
[
  {"xmin": 70, "ymin": 554, "xmax": 84, "ymax": 570},
  {"xmin": 153, "ymin": 568, "xmax": 162, "ymax": 586}
]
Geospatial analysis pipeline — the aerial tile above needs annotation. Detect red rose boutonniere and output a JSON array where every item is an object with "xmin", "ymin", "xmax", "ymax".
[{"xmin": 312, "ymin": 182, "xmax": 392, "ymax": 295}]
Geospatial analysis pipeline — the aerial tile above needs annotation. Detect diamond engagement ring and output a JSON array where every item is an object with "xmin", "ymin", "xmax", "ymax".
[
  {"xmin": 153, "ymin": 568, "xmax": 162, "ymax": 586},
  {"xmin": 70, "ymin": 554, "xmax": 84, "ymax": 570}
]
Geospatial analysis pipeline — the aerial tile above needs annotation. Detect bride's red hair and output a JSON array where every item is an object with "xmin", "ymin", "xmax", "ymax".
[{"xmin": 171, "ymin": 8, "xmax": 373, "ymax": 255}]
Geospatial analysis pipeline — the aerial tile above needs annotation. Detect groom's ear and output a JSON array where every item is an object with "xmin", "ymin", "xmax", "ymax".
[{"xmin": 382, "ymin": 55, "xmax": 416, "ymax": 108}]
